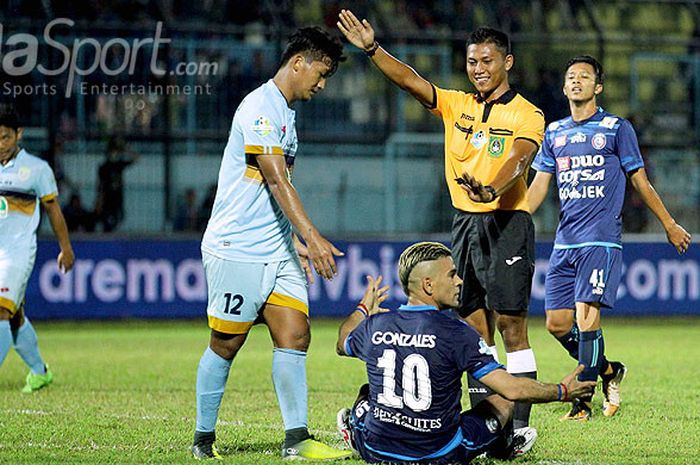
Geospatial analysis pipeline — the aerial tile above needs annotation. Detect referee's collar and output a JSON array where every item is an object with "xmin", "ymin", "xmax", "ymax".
[{"xmin": 475, "ymin": 88, "xmax": 517, "ymax": 104}]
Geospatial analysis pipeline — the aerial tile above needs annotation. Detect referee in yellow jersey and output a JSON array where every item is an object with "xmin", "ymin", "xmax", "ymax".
[{"xmin": 338, "ymin": 10, "xmax": 544, "ymax": 439}]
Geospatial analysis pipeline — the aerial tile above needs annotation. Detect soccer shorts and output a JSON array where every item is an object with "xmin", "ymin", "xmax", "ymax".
[
  {"xmin": 349, "ymin": 391, "xmax": 501, "ymax": 464},
  {"xmin": 545, "ymin": 246, "xmax": 623, "ymax": 310},
  {"xmin": 0, "ymin": 253, "xmax": 35, "ymax": 315},
  {"xmin": 202, "ymin": 252, "xmax": 308, "ymax": 335},
  {"xmin": 451, "ymin": 210, "xmax": 535, "ymax": 315}
]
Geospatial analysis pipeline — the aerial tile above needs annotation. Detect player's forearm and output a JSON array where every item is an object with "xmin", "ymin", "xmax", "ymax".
[
  {"xmin": 336, "ymin": 310, "xmax": 366, "ymax": 356},
  {"xmin": 527, "ymin": 172, "xmax": 551, "ymax": 214},
  {"xmin": 500, "ymin": 377, "xmax": 560, "ymax": 403},
  {"xmin": 266, "ymin": 178, "xmax": 319, "ymax": 241},
  {"xmin": 369, "ymin": 47, "xmax": 434, "ymax": 107},
  {"xmin": 634, "ymin": 179, "xmax": 675, "ymax": 229},
  {"xmin": 45, "ymin": 202, "xmax": 73, "ymax": 252}
]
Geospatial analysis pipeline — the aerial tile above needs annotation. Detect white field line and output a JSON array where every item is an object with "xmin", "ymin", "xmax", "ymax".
[{"xmin": 1, "ymin": 408, "xmax": 337, "ymax": 434}]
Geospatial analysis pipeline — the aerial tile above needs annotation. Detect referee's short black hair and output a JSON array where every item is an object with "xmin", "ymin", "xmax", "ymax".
[
  {"xmin": 0, "ymin": 106, "xmax": 20, "ymax": 130},
  {"xmin": 467, "ymin": 27, "xmax": 511, "ymax": 56},
  {"xmin": 279, "ymin": 26, "xmax": 346, "ymax": 77},
  {"xmin": 566, "ymin": 55, "xmax": 605, "ymax": 84}
]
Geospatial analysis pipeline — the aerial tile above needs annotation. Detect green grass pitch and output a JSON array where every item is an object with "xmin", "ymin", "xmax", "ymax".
[{"xmin": 1, "ymin": 318, "xmax": 699, "ymax": 465}]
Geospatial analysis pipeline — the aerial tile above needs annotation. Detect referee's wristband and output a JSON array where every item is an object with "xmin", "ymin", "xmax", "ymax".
[
  {"xmin": 484, "ymin": 185, "xmax": 497, "ymax": 202},
  {"xmin": 365, "ymin": 41, "xmax": 379, "ymax": 57}
]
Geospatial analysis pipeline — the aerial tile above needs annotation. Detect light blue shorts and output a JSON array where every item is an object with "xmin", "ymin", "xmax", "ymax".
[{"xmin": 202, "ymin": 252, "xmax": 308, "ymax": 334}]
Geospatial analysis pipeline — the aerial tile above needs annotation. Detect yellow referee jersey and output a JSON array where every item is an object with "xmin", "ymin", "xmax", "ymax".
[{"xmin": 431, "ymin": 86, "xmax": 545, "ymax": 213}]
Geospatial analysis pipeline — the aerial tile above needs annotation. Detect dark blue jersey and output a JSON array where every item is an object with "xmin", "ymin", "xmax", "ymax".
[
  {"xmin": 345, "ymin": 305, "xmax": 502, "ymax": 460},
  {"xmin": 532, "ymin": 108, "xmax": 644, "ymax": 248}
]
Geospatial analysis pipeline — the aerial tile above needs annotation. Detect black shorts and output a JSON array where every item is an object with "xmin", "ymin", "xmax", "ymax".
[{"xmin": 451, "ymin": 210, "xmax": 535, "ymax": 316}]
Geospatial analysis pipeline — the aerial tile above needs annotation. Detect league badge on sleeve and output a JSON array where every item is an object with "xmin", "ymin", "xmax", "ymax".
[{"xmin": 252, "ymin": 116, "xmax": 274, "ymax": 137}]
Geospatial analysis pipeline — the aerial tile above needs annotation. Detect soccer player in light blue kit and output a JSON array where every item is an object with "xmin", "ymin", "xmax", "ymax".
[
  {"xmin": 335, "ymin": 242, "xmax": 595, "ymax": 464},
  {"xmin": 528, "ymin": 56, "xmax": 691, "ymax": 420},
  {"xmin": 0, "ymin": 109, "xmax": 75, "ymax": 392},
  {"xmin": 192, "ymin": 27, "xmax": 351, "ymax": 460}
]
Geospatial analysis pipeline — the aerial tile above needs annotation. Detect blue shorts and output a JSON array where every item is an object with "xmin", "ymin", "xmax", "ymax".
[
  {"xmin": 349, "ymin": 398, "xmax": 501, "ymax": 464},
  {"xmin": 545, "ymin": 246, "xmax": 622, "ymax": 310}
]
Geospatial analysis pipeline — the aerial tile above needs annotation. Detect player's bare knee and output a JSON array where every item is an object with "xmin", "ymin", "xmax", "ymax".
[
  {"xmin": 0, "ymin": 307, "xmax": 12, "ymax": 321},
  {"xmin": 545, "ymin": 310, "xmax": 574, "ymax": 337},
  {"xmin": 277, "ymin": 329, "xmax": 310, "ymax": 352},
  {"xmin": 575, "ymin": 303, "xmax": 601, "ymax": 332},
  {"xmin": 209, "ymin": 330, "xmax": 247, "ymax": 360}
]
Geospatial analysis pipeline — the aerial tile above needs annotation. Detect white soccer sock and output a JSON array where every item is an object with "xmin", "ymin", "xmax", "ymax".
[{"xmin": 506, "ymin": 348, "xmax": 537, "ymax": 374}]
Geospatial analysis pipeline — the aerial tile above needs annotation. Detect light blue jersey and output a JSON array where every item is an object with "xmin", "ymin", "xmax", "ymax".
[
  {"xmin": 202, "ymin": 79, "xmax": 298, "ymax": 262},
  {"xmin": 0, "ymin": 149, "xmax": 58, "ymax": 312},
  {"xmin": 0, "ymin": 149, "xmax": 58, "ymax": 258}
]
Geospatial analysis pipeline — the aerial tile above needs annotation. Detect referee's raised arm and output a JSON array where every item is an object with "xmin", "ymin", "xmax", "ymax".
[{"xmin": 337, "ymin": 9, "xmax": 434, "ymax": 108}]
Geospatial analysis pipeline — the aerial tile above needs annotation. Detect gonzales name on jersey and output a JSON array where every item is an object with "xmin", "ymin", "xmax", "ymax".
[
  {"xmin": 344, "ymin": 306, "xmax": 502, "ymax": 459},
  {"xmin": 532, "ymin": 108, "xmax": 644, "ymax": 247}
]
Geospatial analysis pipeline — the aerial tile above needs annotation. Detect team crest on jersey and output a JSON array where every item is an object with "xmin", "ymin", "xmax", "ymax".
[
  {"xmin": 554, "ymin": 134, "xmax": 567, "ymax": 148},
  {"xmin": 252, "ymin": 116, "xmax": 274, "ymax": 136},
  {"xmin": 591, "ymin": 133, "xmax": 607, "ymax": 150},
  {"xmin": 0, "ymin": 196, "xmax": 7, "ymax": 219},
  {"xmin": 556, "ymin": 156, "xmax": 571, "ymax": 171},
  {"xmin": 18, "ymin": 166, "xmax": 31, "ymax": 181},
  {"xmin": 487, "ymin": 136, "xmax": 505, "ymax": 157},
  {"xmin": 471, "ymin": 130, "xmax": 487, "ymax": 149}
]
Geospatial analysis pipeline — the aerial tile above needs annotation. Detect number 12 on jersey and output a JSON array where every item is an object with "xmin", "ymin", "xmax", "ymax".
[{"xmin": 376, "ymin": 349, "xmax": 432, "ymax": 412}]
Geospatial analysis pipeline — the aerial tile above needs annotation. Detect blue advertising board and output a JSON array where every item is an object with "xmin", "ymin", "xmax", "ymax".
[{"xmin": 26, "ymin": 239, "xmax": 700, "ymax": 320}]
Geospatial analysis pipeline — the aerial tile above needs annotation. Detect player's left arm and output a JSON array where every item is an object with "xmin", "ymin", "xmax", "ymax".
[
  {"xmin": 337, "ymin": 275, "xmax": 389, "ymax": 356},
  {"xmin": 628, "ymin": 168, "xmax": 691, "ymax": 253},
  {"xmin": 42, "ymin": 197, "xmax": 75, "ymax": 272}
]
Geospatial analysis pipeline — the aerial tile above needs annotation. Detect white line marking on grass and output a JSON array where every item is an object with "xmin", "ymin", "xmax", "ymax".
[{"xmin": 4, "ymin": 409, "xmax": 337, "ymax": 436}]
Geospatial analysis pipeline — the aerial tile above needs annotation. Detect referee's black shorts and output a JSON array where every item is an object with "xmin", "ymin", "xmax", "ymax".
[{"xmin": 451, "ymin": 209, "xmax": 535, "ymax": 316}]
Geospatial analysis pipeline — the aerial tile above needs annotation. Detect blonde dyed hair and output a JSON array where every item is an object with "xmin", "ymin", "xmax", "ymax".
[{"xmin": 398, "ymin": 242, "xmax": 452, "ymax": 294}]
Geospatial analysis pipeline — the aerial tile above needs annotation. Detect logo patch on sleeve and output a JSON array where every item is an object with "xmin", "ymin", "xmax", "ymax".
[{"xmin": 251, "ymin": 116, "xmax": 274, "ymax": 136}]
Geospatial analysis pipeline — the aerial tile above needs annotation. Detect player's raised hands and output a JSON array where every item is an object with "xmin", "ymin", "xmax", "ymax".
[
  {"xmin": 304, "ymin": 229, "xmax": 344, "ymax": 280},
  {"xmin": 337, "ymin": 9, "xmax": 376, "ymax": 51},
  {"xmin": 559, "ymin": 365, "xmax": 597, "ymax": 400},
  {"xmin": 456, "ymin": 171, "xmax": 496, "ymax": 203},
  {"xmin": 359, "ymin": 275, "xmax": 390, "ymax": 315},
  {"xmin": 665, "ymin": 221, "xmax": 691, "ymax": 254}
]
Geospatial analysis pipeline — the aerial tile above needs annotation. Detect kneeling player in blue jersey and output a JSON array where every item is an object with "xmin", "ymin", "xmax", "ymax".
[
  {"xmin": 335, "ymin": 242, "xmax": 595, "ymax": 464},
  {"xmin": 528, "ymin": 56, "xmax": 691, "ymax": 420}
]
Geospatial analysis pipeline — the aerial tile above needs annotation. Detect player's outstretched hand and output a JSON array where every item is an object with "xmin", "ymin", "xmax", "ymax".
[
  {"xmin": 666, "ymin": 221, "xmax": 691, "ymax": 254},
  {"xmin": 560, "ymin": 365, "xmax": 597, "ymax": 400},
  {"xmin": 455, "ymin": 171, "xmax": 495, "ymax": 203},
  {"xmin": 305, "ymin": 230, "xmax": 344, "ymax": 280},
  {"xmin": 293, "ymin": 234, "xmax": 314, "ymax": 284},
  {"xmin": 337, "ymin": 9, "xmax": 375, "ymax": 51},
  {"xmin": 57, "ymin": 248, "xmax": 75, "ymax": 273},
  {"xmin": 359, "ymin": 275, "xmax": 390, "ymax": 316}
]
